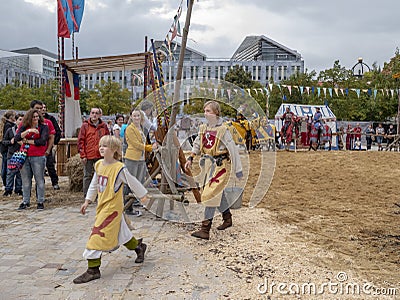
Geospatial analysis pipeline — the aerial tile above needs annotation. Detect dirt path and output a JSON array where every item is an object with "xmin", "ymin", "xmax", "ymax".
[{"xmin": 1, "ymin": 150, "xmax": 399, "ymax": 299}]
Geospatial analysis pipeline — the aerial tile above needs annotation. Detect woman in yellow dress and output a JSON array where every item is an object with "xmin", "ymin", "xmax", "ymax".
[{"xmin": 124, "ymin": 108, "xmax": 157, "ymax": 215}]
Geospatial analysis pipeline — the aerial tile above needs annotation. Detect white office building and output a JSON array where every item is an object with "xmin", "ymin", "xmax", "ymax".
[{"xmin": 0, "ymin": 47, "xmax": 57, "ymax": 87}]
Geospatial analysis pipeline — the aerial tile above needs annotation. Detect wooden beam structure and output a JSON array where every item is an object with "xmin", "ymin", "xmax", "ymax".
[{"xmin": 59, "ymin": 52, "xmax": 151, "ymax": 75}]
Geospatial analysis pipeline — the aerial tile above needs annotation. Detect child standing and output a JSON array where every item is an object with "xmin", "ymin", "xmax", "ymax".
[
  {"xmin": 73, "ymin": 135, "xmax": 149, "ymax": 284},
  {"xmin": 2, "ymin": 113, "xmax": 24, "ymax": 196}
]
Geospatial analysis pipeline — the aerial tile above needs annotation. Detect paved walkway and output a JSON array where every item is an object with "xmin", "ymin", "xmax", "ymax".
[{"xmin": 0, "ymin": 200, "xmax": 229, "ymax": 299}]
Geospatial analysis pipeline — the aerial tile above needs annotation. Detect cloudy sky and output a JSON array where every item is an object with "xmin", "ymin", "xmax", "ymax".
[{"xmin": 1, "ymin": 0, "xmax": 399, "ymax": 74}]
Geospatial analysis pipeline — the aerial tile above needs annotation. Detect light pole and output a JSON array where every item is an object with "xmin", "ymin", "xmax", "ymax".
[{"xmin": 351, "ymin": 57, "xmax": 370, "ymax": 78}]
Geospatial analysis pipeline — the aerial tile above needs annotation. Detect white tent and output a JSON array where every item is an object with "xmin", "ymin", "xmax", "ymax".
[{"xmin": 274, "ymin": 104, "xmax": 338, "ymax": 149}]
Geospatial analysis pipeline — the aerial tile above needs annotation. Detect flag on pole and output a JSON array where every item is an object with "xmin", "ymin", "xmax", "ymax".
[
  {"xmin": 57, "ymin": 0, "xmax": 72, "ymax": 38},
  {"xmin": 72, "ymin": 0, "xmax": 85, "ymax": 32},
  {"xmin": 64, "ymin": 67, "xmax": 82, "ymax": 138},
  {"xmin": 57, "ymin": 0, "xmax": 84, "ymax": 38}
]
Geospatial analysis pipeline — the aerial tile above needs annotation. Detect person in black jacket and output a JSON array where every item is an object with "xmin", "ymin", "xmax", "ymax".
[
  {"xmin": 2, "ymin": 114, "xmax": 24, "ymax": 196},
  {"xmin": 0, "ymin": 111, "xmax": 16, "ymax": 189},
  {"xmin": 42, "ymin": 103, "xmax": 62, "ymax": 190}
]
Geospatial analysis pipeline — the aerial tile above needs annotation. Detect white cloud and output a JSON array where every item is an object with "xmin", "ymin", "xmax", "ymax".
[
  {"xmin": 2, "ymin": 0, "xmax": 399, "ymax": 74},
  {"xmin": 24, "ymin": 0, "xmax": 54, "ymax": 12}
]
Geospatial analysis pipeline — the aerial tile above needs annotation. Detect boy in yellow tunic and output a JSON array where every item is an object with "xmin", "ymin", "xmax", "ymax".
[
  {"xmin": 73, "ymin": 135, "xmax": 149, "ymax": 284},
  {"xmin": 185, "ymin": 101, "xmax": 243, "ymax": 240}
]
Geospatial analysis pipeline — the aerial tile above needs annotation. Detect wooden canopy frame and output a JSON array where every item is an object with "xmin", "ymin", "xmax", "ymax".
[{"xmin": 60, "ymin": 52, "xmax": 151, "ymax": 75}]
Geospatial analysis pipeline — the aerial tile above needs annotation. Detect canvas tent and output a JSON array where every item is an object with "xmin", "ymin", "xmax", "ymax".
[
  {"xmin": 60, "ymin": 52, "xmax": 150, "ymax": 138},
  {"xmin": 274, "ymin": 104, "xmax": 338, "ymax": 149}
]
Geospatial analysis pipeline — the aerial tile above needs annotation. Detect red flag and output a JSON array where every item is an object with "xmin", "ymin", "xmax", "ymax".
[
  {"xmin": 57, "ymin": 0, "xmax": 70, "ymax": 38},
  {"xmin": 73, "ymin": 73, "xmax": 80, "ymax": 100},
  {"xmin": 63, "ymin": 67, "xmax": 72, "ymax": 97}
]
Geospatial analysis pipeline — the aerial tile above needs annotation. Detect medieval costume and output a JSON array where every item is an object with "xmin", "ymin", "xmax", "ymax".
[
  {"xmin": 73, "ymin": 160, "xmax": 148, "ymax": 284},
  {"xmin": 189, "ymin": 117, "xmax": 243, "ymax": 240}
]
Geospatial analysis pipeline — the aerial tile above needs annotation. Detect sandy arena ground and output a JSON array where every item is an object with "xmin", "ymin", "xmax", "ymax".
[{"xmin": 1, "ymin": 150, "xmax": 399, "ymax": 299}]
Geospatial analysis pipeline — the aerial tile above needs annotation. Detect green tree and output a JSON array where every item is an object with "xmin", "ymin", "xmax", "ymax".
[
  {"xmin": 0, "ymin": 81, "xmax": 33, "ymax": 110},
  {"xmin": 224, "ymin": 65, "xmax": 253, "ymax": 88},
  {"xmin": 85, "ymin": 79, "xmax": 132, "ymax": 115},
  {"xmin": 32, "ymin": 79, "xmax": 59, "ymax": 112},
  {"xmin": 224, "ymin": 65, "xmax": 268, "ymax": 116},
  {"xmin": 318, "ymin": 60, "xmax": 354, "ymax": 86}
]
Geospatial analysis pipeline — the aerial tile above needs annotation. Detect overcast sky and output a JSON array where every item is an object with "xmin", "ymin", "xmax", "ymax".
[{"xmin": 1, "ymin": 0, "xmax": 399, "ymax": 75}]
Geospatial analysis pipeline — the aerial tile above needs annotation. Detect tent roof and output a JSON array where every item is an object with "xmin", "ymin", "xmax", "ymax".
[
  {"xmin": 60, "ymin": 52, "xmax": 151, "ymax": 75},
  {"xmin": 275, "ymin": 104, "xmax": 336, "ymax": 121}
]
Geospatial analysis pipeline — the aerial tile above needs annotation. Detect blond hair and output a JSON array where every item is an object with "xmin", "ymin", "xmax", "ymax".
[
  {"xmin": 203, "ymin": 100, "xmax": 220, "ymax": 116},
  {"xmin": 128, "ymin": 109, "xmax": 145, "ymax": 125},
  {"xmin": 99, "ymin": 135, "xmax": 122, "ymax": 160}
]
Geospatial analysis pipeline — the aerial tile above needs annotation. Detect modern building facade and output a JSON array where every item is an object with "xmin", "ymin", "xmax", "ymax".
[
  {"xmin": 156, "ymin": 35, "xmax": 303, "ymax": 84},
  {"xmin": 1, "ymin": 36, "xmax": 304, "ymax": 101},
  {"xmin": 0, "ymin": 47, "xmax": 58, "ymax": 87},
  {"xmin": 83, "ymin": 35, "xmax": 304, "ymax": 100}
]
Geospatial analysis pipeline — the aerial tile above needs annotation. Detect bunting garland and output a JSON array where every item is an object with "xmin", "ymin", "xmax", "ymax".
[
  {"xmin": 159, "ymin": 0, "xmax": 184, "ymax": 61},
  {"xmin": 170, "ymin": 83, "xmax": 399, "ymax": 105}
]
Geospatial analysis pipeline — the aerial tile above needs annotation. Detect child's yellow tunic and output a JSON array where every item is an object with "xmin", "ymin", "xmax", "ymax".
[{"xmin": 86, "ymin": 160, "xmax": 124, "ymax": 251}]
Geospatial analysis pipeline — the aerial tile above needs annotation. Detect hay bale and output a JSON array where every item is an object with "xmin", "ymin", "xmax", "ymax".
[{"xmin": 66, "ymin": 154, "xmax": 84, "ymax": 192}]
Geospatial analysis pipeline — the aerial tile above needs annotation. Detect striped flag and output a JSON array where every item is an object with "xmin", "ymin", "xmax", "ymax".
[{"xmin": 57, "ymin": 0, "xmax": 84, "ymax": 38}]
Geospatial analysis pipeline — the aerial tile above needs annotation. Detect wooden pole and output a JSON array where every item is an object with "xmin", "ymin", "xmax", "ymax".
[
  {"xmin": 169, "ymin": 0, "xmax": 194, "ymax": 127},
  {"xmin": 59, "ymin": 37, "xmax": 65, "ymax": 138},
  {"xmin": 397, "ymin": 87, "xmax": 400, "ymax": 136},
  {"xmin": 165, "ymin": 0, "xmax": 201, "ymax": 203},
  {"xmin": 144, "ymin": 36, "xmax": 148, "ymax": 99}
]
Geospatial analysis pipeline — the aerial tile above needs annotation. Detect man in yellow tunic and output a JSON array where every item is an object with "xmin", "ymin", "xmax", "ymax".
[
  {"xmin": 185, "ymin": 101, "xmax": 243, "ymax": 240},
  {"xmin": 73, "ymin": 135, "xmax": 149, "ymax": 284}
]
